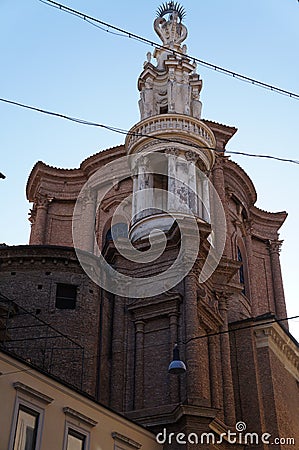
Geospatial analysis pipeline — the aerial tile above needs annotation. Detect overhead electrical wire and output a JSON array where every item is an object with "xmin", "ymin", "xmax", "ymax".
[
  {"xmin": 38, "ymin": 0, "xmax": 299, "ymax": 101},
  {"xmin": 1, "ymin": 96, "xmax": 299, "ymax": 165},
  {"xmin": 65, "ymin": 313, "xmax": 299, "ymax": 359},
  {"xmin": 1, "ymin": 287, "xmax": 298, "ymax": 360},
  {"xmin": 184, "ymin": 314, "xmax": 299, "ymax": 345},
  {"xmin": 1, "ymin": 313, "xmax": 297, "ymax": 375}
]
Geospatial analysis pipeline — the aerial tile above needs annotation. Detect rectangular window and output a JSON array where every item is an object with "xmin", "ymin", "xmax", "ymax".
[
  {"xmin": 13, "ymin": 405, "xmax": 39, "ymax": 450},
  {"xmin": 55, "ymin": 283, "xmax": 77, "ymax": 309},
  {"xmin": 66, "ymin": 428, "xmax": 87, "ymax": 450}
]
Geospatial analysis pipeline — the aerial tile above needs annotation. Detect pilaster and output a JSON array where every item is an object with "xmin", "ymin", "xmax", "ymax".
[
  {"xmin": 218, "ymin": 293, "xmax": 236, "ymax": 426},
  {"xmin": 268, "ymin": 240, "xmax": 288, "ymax": 325}
]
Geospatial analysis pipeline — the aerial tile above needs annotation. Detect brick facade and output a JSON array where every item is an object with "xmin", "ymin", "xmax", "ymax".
[{"xmin": 1, "ymin": 5, "xmax": 298, "ymax": 448}]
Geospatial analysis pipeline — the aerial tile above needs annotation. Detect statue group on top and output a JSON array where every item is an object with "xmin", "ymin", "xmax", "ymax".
[{"xmin": 138, "ymin": 2, "xmax": 203, "ymax": 121}]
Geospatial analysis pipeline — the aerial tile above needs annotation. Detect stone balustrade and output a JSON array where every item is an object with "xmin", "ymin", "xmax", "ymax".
[{"xmin": 126, "ymin": 114, "xmax": 215, "ymax": 155}]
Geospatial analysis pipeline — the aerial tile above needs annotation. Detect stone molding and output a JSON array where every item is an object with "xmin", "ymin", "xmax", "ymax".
[
  {"xmin": 127, "ymin": 293, "xmax": 182, "ymax": 322},
  {"xmin": 111, "ymin": 432, "xmax": 141, "ymax": 449},
  {"xmin": 224, "ymin": 159, "xmax": 257, "ymax": 207},
  {"xmin": 255, "ymin": 322, "xmax": 299, "ymax": 381},
  {"xmin": 63, "ymin": 407, "xmax": 98, "ymax": 427},
  {"xmin": 13, "ymin": 381, "xmax": 53, "ymax": 405},
  {"xmin": 125, "ymin": 114, "xmax": 216, "ymax": 155}
]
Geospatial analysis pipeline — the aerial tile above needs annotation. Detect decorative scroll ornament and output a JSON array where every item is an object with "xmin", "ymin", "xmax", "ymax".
[{"xmin": 154, "ymin": 2, "xmax": 187, "ymax": 48}]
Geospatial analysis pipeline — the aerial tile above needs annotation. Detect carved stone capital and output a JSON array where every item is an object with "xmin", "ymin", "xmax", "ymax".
[
  {"xmin": 214, "ymin": 290, "xmax": 230, "ymax": 310},
  {"xmin": 185, "ymin": 150, "xmax": 198, "ymax": 163},
  {"xmin": 213, "ymin": 154, "xmax": 224, "ymax": 167},
  {"xmin": 165, "ymin": 147, "xmax": 180, "ymax": 157},
  {"xmin": 135, "ymin": 320, "xmax": 145, "ymax": 333},
  {"xmin": 268, "ymin": 239, "xmax": 283, "ymax": 255},
  {"xmin": 34, "ymin": 194, "xmax": 52, "ymax": 209}
]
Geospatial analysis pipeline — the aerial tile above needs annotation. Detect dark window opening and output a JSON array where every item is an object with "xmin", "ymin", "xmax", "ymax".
[
  {"xmin": 153, "ymin": 173, "xmax": 168, "ymax": 213},
  {"xmin": 55, "ymin": 283, "xmax": 77, "ymax": 309},
  {"xmin": 160, "ymin": 105, "xmax": 168, "ymax": 114}
]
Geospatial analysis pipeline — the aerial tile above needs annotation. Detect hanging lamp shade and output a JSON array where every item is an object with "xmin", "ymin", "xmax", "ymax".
[{"xmin": 168, "ymin": 344, "xmax": 186, "ymax": 374}]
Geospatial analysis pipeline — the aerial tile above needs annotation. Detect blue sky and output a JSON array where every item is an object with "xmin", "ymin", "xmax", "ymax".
[{"xmin": 0, "ymin": 0, "xmax": 298, "ymax": 339}]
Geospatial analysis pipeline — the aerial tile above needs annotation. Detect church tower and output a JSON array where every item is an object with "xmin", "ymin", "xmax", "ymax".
[
  {"xmin": 126, "ymin": 2, "xmax": 215, "ymax": 243},
  {"xmin": 2, "ymin": 2, "xmax": 298, "ymax": 449}
]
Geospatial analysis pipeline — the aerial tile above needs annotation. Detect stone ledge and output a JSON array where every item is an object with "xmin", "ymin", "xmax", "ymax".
[{"xmin": 254, "ymin": 321, "xmax": 299, "ymax": 381}]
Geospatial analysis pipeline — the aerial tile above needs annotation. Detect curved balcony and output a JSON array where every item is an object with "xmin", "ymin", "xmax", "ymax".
[{"xmin": 125, "ymin": 114, "xmax": 216, "ymax": 157}]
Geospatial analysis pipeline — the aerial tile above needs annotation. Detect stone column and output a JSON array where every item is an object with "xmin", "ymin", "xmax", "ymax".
[
  {"xmin": 218, "ymin": 295, "xmax": 236, "ymax": 426},
  {"xmin": 166, "ymin": 148, "xmax": 180, "ymax": 211},
  {"xmin": 208, "ymin": 334, "xmax": 221, "ymax": 409},
  {"xmin": 184, "ymin": 272, "xmax": 208, "ymax": 404},
  {"xmin": 185, "ymin": 151, "xmax": 198, "ymax": 215},
  {"xmin": 30, "ymin": 195, "xmax": 50, "ymax": 244},
  {"xmin": 131, "ymin": 173, "xmax": 138, "ymax": 224},
  {"xmin": 110, "ymin": 296, "xmax": 125, "ymax": 411},
  {"xmin": 202, "ymin": 176, "xmax": 210, "ymax": 223},
  {"xmin": 175, "ymin": 155, "xmax": 190, "ymax": 214},
  {"xmin": 197, "ymin": 171, "xmax": 203, "ymax": 219},
  {"xmin": 135, "ymin": 156, "xmax": 154, "ymax": 222},
  {"xmin": 169, "ymin": 313, "xmax": 180, "ymax": 404},
  {"xmin": 81, "ymin": 188, "xmax": 96, "ymax": 253},
  {"xmin": 268, "ymin": 240, "xmax": 288, "ymax": 326},
  {"xmin": 134, "ymin": 320, "xmax": 145, "ymax": 410},
  {"xmin": 244, "ymin": 221, "xmax": 258, "ymax": 316},
  {"xmin": 212, "ymin": 155, "xmax": 229, "ymax": 253}
]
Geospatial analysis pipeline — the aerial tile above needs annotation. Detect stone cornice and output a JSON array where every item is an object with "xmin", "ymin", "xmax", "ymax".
[
  {"xmin": 111, "ymin": 432, "xmax": 141, "ymax": 449},
  {"xmin": 209, "ymin": 257, "xmax": 241, "ymax": 286},
  {"xmin": 127, "ymin": 403, "xmax": 218, "ymax": 427},
  {"xmin": 26, "ymin": 161, "xmax": 85, "ymax": 202},
  {"xmin": 127, "ymin": 293, "xmax": 182, "ymax": 321},
  {"xmin": 26, "ymin": 145, "xmax": 126, "ymax": 202},
  {"xmin": 0, "ymin": 245, "xmax": 82, "ymax": 269},
  {"xmin": 254, "ymin": 321, "xmax": 299, "ymax": 381},
  {"xmin": 202, "ymin": 119, "xmax": 237, "ymax": 151},
  {"xmin": 63, "ymin": 406, "xmax": 98, "ymax": 427},
  {"xmin": 13, "ymin": 381, "xmax": 54, "ymax": 404},
  {"xmin": 250, "ymin": 206, "xmax": 287, "ymax": 240},
  {"xmin": 80, "ymin": 145, "xmax": 126, "ymax": 176},
  {"xmin": 223, "ymin": 159, "xmax": 257, "ymax": 207}
]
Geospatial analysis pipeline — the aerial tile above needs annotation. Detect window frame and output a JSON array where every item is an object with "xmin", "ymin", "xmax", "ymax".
[
  {"xmin": 9, "ymin": 398, "xmax": 44, "ymax": 450},
  {"xmin": 63, "ymin": 422, "xmax": 90, "ymax": 450},
  {"xmin": 55, "ymin": 283, "xmax": 78, "ymax": 310}
]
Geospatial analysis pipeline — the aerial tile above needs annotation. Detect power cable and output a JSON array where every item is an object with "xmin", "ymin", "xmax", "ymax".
[
  {"xmin": 66, "ymin": 314, "xmax": 299, "ymax": 359},
  {"xmin": 1, "ymin": 96, "xmax": 299, "ymax": 165},
  {"xmin": 184, "ymin": 314, "xmax": 299, "ymax": 345},
  {"xmin": 38, "ymin": 0, "xmax": 299, "ymax": 101}
]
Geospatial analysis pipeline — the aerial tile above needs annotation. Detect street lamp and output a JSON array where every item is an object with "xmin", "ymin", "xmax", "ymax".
[{"xmin": 168, "ymin": 344, "xmax": 186, "ymax": 374}]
